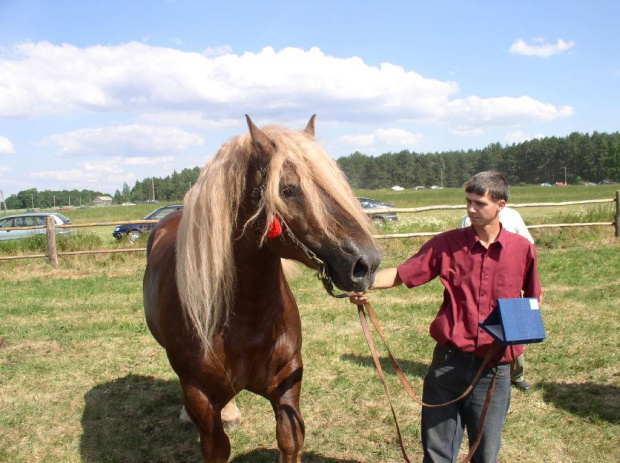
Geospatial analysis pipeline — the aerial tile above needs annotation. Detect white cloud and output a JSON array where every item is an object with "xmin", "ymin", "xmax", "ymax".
[
  {"xmin": 339, "ymin": 128, "xmax": 422, "ymax": 151},
  {"xmin": 0, "ymin": 41, "xmax": 572, "ymax": 133},
  {"xmin": 28, "ymin": 158, "xmax": 144, "ymax": 193},
  {"xmin": 30, "ymin": 168, "xmax": 101, "ymax": 182},
  {"xmin": 0, "ymin": 136, "xmax": 16, "ymax": 154},
  {"xmin": 505, "ymin": 130, "xmax": 545, "ymax": 144},
  {"xmin": 121, "ymin": 156, "xmax": 175, "ymax": 166},
  {"xmin": 138, "ymin": 111, "xmax": 240, "ymax": 129},
  {"xmin": 0, "ymin": 165, "xmax": 12, "ymax": 173},
  {"xmin": 443, "ymin": 96, "xmax": 573, "ymax": 130},
  {"xmin": 374, "ymin": 128, "xmax": 423, "ymax": 146},
  {"xmin": 510, "ymin": 38, "xmax": 575, "ymax": 57},
  {"xmin": 203, "ymin": 45, "xmax": 233, "ymax": 56},
  {"xmin": 41, "ymin": 124, "xmax": 204, "ymax": 156},
  {"xmin": 451, "ymin": 127, "xmax": 485, "ymax": 137}
]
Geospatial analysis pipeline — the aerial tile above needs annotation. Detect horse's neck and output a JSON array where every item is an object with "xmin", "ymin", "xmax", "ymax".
[{"xmin": 231, "ymin": 238, "xmax": 288, "ymax": 315}]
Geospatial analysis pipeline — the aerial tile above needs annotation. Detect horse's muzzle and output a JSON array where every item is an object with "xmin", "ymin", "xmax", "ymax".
[{"xmin": 327, "ymin": 239, "xmax": 381, "ymax": 293}]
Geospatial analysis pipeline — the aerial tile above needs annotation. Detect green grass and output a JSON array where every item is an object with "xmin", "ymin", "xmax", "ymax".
[{"xmin": 0, "ymin": 188, "xmax": 619, "ymax": 462}]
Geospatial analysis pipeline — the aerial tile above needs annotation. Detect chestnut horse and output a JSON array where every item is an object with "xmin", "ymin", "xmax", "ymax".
[{"xmin": 143, "ymin": 115, "xmax": 381, "ymax": 462}]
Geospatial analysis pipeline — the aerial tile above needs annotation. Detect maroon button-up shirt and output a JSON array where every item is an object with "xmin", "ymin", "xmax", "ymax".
[{"xmin": 397, "ymin": 226, "xmax": 541, "ymax": 363}]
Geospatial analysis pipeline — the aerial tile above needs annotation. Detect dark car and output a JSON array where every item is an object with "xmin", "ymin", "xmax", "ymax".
[
  {"xmin": 113, "ymin": 204, "xmax": 183, "ymax": 243},
  {"xmin": 0, "ymin": 212, "xmax": 73, "ymax": 240},
  {"xmin": 357, "ymin": 197, "xmax": 398, "ymax": 223}
]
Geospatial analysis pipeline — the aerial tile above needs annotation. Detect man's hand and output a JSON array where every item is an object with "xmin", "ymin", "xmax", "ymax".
[{"xmin": 348, "ymin": 292, "xmax": 369, "ymax": 305}]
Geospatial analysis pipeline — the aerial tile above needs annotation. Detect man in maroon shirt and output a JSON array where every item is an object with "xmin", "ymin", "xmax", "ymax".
[{"xmin": 350, "ymin": 171, "xmax": 542, "ymax": 462}]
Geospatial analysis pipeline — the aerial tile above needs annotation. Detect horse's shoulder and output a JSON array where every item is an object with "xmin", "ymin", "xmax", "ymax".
[{"xmin": 147, "ymin": 210, "xmax": 183, "ymax": 259}]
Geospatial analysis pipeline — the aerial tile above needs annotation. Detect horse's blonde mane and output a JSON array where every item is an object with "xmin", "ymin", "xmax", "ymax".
[{"xmin": 176, "ymin": 124, "xmax": 372, "ymax": 356}]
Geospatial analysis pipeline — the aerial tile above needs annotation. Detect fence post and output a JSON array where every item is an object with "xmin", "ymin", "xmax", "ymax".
[
  {"xmin": 46, "ymin": 216, "xmax": 59, "ymax": 268},
  {"xmin": 615, "ymin": 191, "xmax": 620, "ymax": 238}
]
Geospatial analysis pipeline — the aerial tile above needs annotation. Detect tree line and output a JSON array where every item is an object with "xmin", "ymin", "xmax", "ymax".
[
  {"xmin": 5, "ymin": 131, "xmax": 619, "ymax": 209},
  {"xmin": 4, "ymin": 188, "xmax": 108, "ymax": 210},
  {"xmin": 338, "ymin": 131, "xmax": 620, "ymax": 189},
  {"xmin": 113, "ymin": 167, "xmax": 201, "ymax": 204}
]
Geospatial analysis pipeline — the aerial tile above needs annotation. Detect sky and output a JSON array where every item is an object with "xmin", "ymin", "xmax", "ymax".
[{"xmin": 0, "ymin": 1, "xmax": 619, "ymax": 198}]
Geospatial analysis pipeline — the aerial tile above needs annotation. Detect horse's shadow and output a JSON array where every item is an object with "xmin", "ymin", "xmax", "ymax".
[
  {"xmin": 80, "ymin": 374, "xmax": 362, "ymax": 463},
  {"xmin": 540, "ymin": 380, "xmax": 620, "ymax": 424},
  {"xmin": 340, "ymin": 353, "xmax": 429, "ymax": 379},
  {"xmin": 229, "ymin": 449, "xmax": 359, "ymax": 462}
]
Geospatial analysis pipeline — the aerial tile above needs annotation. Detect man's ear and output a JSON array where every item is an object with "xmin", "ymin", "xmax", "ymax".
[{"xmin": 497, "ymin": 199, "xmax": 506, "ymax": 211}]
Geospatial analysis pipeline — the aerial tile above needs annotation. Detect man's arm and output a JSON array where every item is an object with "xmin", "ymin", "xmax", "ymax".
[
  {"xmin": 349, "ymin": 267, "xmax": 402, "ymax": 305},
  {"xmin": 371, "ymin": 267, "xmax": 403, "ymax": 289}
]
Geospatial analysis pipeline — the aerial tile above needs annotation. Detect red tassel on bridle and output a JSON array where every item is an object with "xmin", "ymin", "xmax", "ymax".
[{"xmin": 268, "ymin": 215, "xmax": 282, "ymax": 239}]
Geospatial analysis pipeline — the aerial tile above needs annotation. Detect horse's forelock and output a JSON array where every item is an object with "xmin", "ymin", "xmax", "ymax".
[{"xmin": 260, "ymin": 126, "xmax": 372, "ymax": 241}]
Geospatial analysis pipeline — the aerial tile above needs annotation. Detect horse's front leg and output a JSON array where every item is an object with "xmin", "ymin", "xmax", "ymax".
[
  {"xmin": 182, "ymin": 382, "xmax": 231, "ymax": 463},
  {"xmin": 269, "ymin": 362, "xmax": 305, "ymax": 463}
]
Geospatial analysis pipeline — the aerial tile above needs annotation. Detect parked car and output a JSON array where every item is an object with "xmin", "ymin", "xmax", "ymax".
[
  {"xmin": 357, "ymin": 197, "xmax": 398, "ymax": 223},
  {"xmin": 0, "ymin": 212, "xmax": 73, "ymax": 241},
  {"xmin": 113, "ymin": 204, "xmax": 183, "ymax": 243}
]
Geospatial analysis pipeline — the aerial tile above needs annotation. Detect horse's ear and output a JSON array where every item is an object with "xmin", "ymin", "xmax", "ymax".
[
  {"xmin": 304, "ymin": 114, "xmax": 317, "ymax": 137},
  {"xmin": 246, "ymin": 115, "xmax": 275, "ymax": 160}
]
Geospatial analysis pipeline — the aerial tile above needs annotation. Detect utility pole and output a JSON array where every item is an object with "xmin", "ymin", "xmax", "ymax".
[
  {"xmin": 0, "ymin": 190, "xmax": 7, "ymax": 212},
  {"xmin": 564, "ymin": 166, "xmax": 567, "ymax": 185},
  {"xmin": 151, "ymin": 177, "xmax": 155, "ymax": 201}
]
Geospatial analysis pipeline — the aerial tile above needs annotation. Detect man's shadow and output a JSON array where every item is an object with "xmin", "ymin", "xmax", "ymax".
[
  {"xmin": 80, "ymin": 374, "xmax": 362, "ymax": 462},
  {"xmin": 541, "ymin": 381, "xmax": 620, "ymax": 423}
]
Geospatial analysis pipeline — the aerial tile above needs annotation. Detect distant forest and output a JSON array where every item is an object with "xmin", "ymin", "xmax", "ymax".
[
  {"xmin": 338, "ymin": 131, "xmax": 620, "ymax": 189},
  {"xmin": 5, "ymin": 131, "xmax": 620, "ymax": 209}
]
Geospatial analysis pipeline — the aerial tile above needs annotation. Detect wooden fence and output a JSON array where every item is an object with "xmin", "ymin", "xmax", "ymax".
[{"xmin": 1, "ymin": 192, "xmax": 618, "ymax": 267}]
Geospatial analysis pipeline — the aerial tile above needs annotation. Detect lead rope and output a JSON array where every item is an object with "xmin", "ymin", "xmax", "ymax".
[{"xmin": 358, "ymin": 301, "xmax": 500, "ymax": 463}]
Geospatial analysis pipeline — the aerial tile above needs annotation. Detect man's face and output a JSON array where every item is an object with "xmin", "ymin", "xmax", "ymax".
[{"xmin": 465, "ymin": 191, "xmax": 505, "ymax": 227}]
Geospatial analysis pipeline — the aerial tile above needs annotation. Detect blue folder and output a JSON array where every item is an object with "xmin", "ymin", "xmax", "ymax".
[{"xmin": 480, "ymin": 298, "xmax": 546, "ymax": 346}]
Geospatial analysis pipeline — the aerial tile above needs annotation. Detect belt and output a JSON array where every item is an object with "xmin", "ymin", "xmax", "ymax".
[{"xmin": 441, "ymin": 343, "xmax": 510, "ymax": 367}]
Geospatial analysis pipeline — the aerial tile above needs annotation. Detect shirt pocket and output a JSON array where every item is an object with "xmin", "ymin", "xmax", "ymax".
[{"xmin": 495, "ymin": 274, "xmax": 524, "ymax": 299}]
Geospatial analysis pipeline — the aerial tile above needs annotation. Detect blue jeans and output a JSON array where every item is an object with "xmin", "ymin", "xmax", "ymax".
[{"xmin": 422, "ymin": 344, "xmax": 511, "ymax": 463}]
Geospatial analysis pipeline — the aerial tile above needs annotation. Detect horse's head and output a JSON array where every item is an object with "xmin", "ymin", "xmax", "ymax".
[{"xmin": 245, "ymin": 115, "xmax": 381, "ymax": 293}]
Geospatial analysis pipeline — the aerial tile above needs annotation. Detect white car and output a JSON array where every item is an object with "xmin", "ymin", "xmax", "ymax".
[
  {"xmin": 391, "ymin": 185, "xmax": 405, "ymax": 191},
  {"xmin": 0, "ymin": 213, "xmax": 73, "ymax": 241}
]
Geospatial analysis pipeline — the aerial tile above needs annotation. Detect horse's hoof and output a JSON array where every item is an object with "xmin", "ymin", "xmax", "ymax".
[{"xmin": 179, "ymin": 406, "xmax": 194, "ymax": 425}]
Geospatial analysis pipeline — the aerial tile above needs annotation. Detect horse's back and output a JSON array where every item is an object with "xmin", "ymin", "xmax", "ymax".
[{"xmin": 143, "ymin": 210, "xmax": 183, "ymax": 347}]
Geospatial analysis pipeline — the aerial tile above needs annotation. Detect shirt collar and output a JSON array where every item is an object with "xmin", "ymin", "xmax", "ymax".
[{"xmin": 467, "ymin": 223, "xmax": 507, "ymax": 250}]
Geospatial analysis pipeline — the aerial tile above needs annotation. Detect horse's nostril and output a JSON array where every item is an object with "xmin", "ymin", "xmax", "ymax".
[{"xmin": 352, "ymin": 257, "xmax": 370, "ymax": 279}]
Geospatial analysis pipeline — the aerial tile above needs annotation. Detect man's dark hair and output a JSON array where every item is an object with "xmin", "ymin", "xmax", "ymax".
[{"xmin": 463, "ymin": 170, "xmax": 509, "ymax": 202}]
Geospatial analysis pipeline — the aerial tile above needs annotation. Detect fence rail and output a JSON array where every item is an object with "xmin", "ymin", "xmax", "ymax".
[{"xmin": 1, "ymin": 193, "xmax": 618, "ymax": 266}]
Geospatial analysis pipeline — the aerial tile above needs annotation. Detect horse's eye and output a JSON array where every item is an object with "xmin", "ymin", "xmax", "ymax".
[{"xmin": 281, "ymin": 185, "xmax": 299, "ymax": 199}]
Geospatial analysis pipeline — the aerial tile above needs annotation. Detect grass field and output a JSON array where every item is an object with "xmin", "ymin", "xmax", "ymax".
[{"xmin": 0, "ymin": 186, "xmax": 619, "ymax": 462}]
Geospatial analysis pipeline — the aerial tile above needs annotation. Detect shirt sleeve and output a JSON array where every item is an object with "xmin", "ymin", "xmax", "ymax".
[
  {"xmin": 522, "ymin": 244, "xmax": 542, "ymax": 299},
  {"xmin": 397, "ymin": 235, "xmax": 441, "ymax": 288}
]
